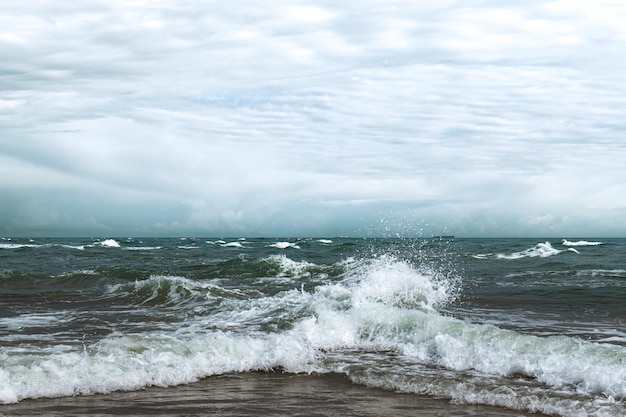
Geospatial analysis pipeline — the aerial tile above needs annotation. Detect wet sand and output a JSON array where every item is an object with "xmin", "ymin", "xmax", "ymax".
[{"xmin": 1, "ymin": 372, "xmax": 543, "ymax": 417}]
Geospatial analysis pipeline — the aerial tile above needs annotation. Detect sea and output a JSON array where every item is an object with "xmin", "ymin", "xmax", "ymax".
[{"xmin": 0, "ymin": 236, "xmax": 624, "ymax": 416}]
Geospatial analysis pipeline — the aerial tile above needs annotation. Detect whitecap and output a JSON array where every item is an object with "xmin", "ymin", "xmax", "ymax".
[
  {"xmin": 562, "ymin": 239, "xmax": 603, "ymax": 246},
  {"xmin": 261, "ymin": 254, "xmax": 316, "ymax": 280},
  {"xmin": 269, "ymin": 242, "xmax": 300, "ymax": 249},
  {"xmin": 99, "ymin": 239, "xmax": 121, "ymax": 248},
  {"xmin": 220, "ymin": 242, "xmax": 244, "ymax": 248},
  {"xmin": 125, "ymin": 246, "xmax": 162, "ymax": 251},
  {"xmin": 496, "ymin": 242, "xmax": 563, "ymax": 259},
  {"xmin": 106, "ymin": 275, "xmax": 234, "ymax": 307},
  {"xmin": 0, "ymin": 243, "xmax": 39, "ymax": 249},
  {"xmin": 61, "ymin": 245, "xmax": 85, "ymax": 250},
  {"xmin": 0, "ymin": 329, "xmax": 319, "ymax": 404}
]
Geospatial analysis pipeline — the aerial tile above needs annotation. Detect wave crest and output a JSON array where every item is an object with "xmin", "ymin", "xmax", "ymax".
[
  {"xmin": 107, "ymin": 275, "xmax": 247, "ymax": 307},
  {"xmin": 562, "ymin": 239, "xmax": 603, "ymax": 246}
]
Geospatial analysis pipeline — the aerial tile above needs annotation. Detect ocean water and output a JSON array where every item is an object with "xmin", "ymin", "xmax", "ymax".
[{"xmin": 0, "ymin": 237, "xmax": 624, "ymax": 416}]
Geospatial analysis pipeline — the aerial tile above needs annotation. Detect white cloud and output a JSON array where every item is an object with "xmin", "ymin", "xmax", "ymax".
[{"xmin": 1, "ymin": 0, "xmax": 626, "ymax": 236}]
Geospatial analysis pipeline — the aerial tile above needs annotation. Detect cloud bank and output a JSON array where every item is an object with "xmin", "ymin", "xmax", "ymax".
[{"xmin": 1, "ymin": 1, "xmax": 626, "ymax": 237}]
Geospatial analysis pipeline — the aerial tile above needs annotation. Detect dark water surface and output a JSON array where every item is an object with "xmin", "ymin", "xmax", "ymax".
[{"xmin": 1, "ymin": 237, "xmax": 624, "ymax": 416}]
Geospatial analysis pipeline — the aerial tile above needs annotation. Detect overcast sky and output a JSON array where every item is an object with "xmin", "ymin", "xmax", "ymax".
[{"xmin": 2, "ymin": 1, "xmax": 626, "ymax": 237}]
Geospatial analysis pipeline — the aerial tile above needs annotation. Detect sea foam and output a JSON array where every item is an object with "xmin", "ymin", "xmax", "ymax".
[
  {"xmin": 220, "ymin": 241, "xmax": 245, "ymax": 248},
  {"xmin": 476, "ymin": 241, "xmax": 580, "ymax": 260},
  {"xmin": 268, "ymin": 242, "xmax": 301, "ymax": 249},
  {"xmin": 0, "ymin": 330, "xmax": 319, "ymax": 404},
  {"xmin": 99, "ymin": 239, "xmax": 121, "ymax": 248},
  {"xmin": 295, "ymin": 256, "xmax": 626, "ymax": 415},
  {"xmin": 562, "ymin": 239, "xmax": 603, "ymax": 246}
]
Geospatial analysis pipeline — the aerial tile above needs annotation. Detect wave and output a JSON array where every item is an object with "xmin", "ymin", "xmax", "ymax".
[
  {"xmin": 268, "ymin": 241, "xmax": 301, "ymax": 249},
  {"xmin": 562, "ymin": 239, "xmax": 603, "ymax": 246},
  {"xmin": 220, "ymin": 241, "xmax": 245, "ymax": 248},
  {"xmin": 206, "ymin": 240, "xmax": 247, "ymax": 248},
  {"xmin": 2, "ymin": 254, "xmax": 624, "ymax": 416},
  {"xmin": 0, "ymin": 330, "xmax": 320, "ymax": 404},
  {"xmin": 124, "ymin": 246, "xmax": 163, "ymax": 251},
  {"xmin": 0, "ymin": 243, "xmax": 39, "ymax": 249},
  {"xmin": 258, "ymin": 254, "xmax": 318, "ymax": 280},
  {"xmin": 497, "ymin": 242, "xmax": 566, "ymax": 259},
  {"xmin": 0, "ymin": 242, "xmax": 85, "ymax": 251},
  {"xmin": 293, "ymin": 256, "xmax": 625, "ymax": 415},
  {"xmin": 106, "ymin": 275, "xmax": 250, "ymax": 307},
  {"xmin": 473, "ymin": 242, "xmax": 579, "ymax": 260},
  {"xmin": 98, "ymin": 239, "xmax": 121, "ymax": 248},
  {"xmin": 61, "ymin": 244, "xmax": 86, "ymax": 250}
]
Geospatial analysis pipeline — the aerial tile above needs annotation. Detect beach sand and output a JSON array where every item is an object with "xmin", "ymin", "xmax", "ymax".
[{"xmin": 1, "ymin": 372, "xmax": 543, "ymax": 417}]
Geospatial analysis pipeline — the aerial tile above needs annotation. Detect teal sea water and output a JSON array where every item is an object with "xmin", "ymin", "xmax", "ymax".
[{"xmin": 1, "ymin": 237, "xmax": 625, "ymax": 416}]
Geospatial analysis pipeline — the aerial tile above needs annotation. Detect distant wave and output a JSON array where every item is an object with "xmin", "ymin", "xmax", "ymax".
[
  {"xmin": 106, "ymin": 275, "xmax": 244, "ymax": 307},
  {"xmin": 125, "ymin": 246, "xmax": 162, "ymax": 251},
  {"xmin": 473, "ymin": 242, "xmax": 579, "ymax": 260},
  {"xmin": 61, "ymin": 244, "xmax": 85, "ymax": 250},
  {"xmin": 0, "ymin": 243, "xmax": 39, "ymax": 249},
  {"xmin": 0, "ymin": 243, "xmax": 85, "ymax": 250},
  {"xmin": 220, "ymin": 242, "xmax": 245, "ymax": 248},
  {"xmin": 562, "ymin": 239, "xmax": 602, "ymax": 246},
  {"xmin": 98, "ymin": 239, "xmax": 121, "ymax": 248},
  {"xmin": 268, "ymin": 242, "xmax": 301, "ymax": 249}
]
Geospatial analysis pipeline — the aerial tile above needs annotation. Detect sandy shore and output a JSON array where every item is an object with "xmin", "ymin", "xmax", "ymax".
[{"xmin": 1, "ymin": 372, "xmax": 543, "ymax": 417}]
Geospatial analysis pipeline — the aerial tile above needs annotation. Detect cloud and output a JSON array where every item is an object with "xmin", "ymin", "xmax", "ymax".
[{"xmin": 1, "ymin": 1, "xmax": 626, "ymax": 237}]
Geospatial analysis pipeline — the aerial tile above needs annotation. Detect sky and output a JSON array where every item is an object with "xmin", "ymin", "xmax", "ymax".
[{"xmin": 1, "ymin": 0, "xmax": 626, "ymax": 238}]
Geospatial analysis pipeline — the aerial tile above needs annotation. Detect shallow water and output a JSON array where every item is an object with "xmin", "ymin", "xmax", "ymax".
[{"xmin": 1, "ymin": 372, "xmax": 541, "ymax": 417}]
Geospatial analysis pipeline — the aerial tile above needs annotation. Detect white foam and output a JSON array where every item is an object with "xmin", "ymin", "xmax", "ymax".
[
  {"xmin": 107, "ymin": 275, "xmax": 232, "ymax": 306},
  {"xmin": 99, "ymin": 239, "xmax": 121, "ymax": 248},
  {"xmin": 0, "ymin": 243, "xmax": 39, "ymax": 249},
  {"xmin": 61, "ymin": 244, "xmax": 85, "ymax": 250},
  {"xmin": 269, "ymin": 242, "xmax": 300, "ymax": 249},
  {"xmin": 351, "ymin": 370, "xmax": 625, "ymax": 417},
  {"xmin": 562, "ymin": 239, "xmax": 603, "ymax": 246},
  {"xmin": 317, "ymin": 239, "xmax": 333, "ymax": 244},
  {"xmin": 221, "ymin": 242, "xmax": 244, "ymax": 248},
  {"xmin": 348, "ymin": 255, "xmax": 456, "ymax": 311},
  {"xmin": 262, "ymin": 254, "xmax": 315, "ymax": 279},
  {"xmin": 0, "ymin": 312, "xmax": 65, "ymax": 332},
  {"xmin": 495, "ymin": 242, "xmax": 567, "ymax": 259},
  {"xmin": 0, "ymin": 243, "xmax": 85, "ymax": 250},
  {"xmin": 293, "ymin": 256, "xmax": 626, "ymax": 415},
  {"xmin": 125, "ymin": 246, "xmax": 162, "ymax": 251},
  {"xmin": 294, "ymin": 256, "xmax": 460, "ymax": 351},
  {"xmin": 0, "ymin": 330, "xmax": 319, "ymax": 404}
]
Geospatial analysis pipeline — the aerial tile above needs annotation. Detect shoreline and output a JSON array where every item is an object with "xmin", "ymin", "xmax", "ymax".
[{"xmin": 1, "ymin": 372, "xmax": 544, "ymax": 417}]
